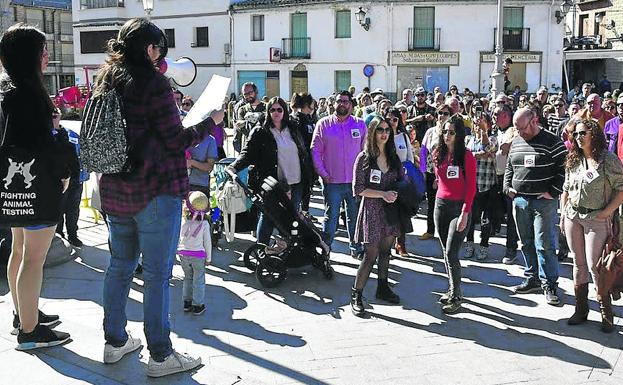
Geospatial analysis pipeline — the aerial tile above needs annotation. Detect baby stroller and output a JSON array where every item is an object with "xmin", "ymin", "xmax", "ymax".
[{"xmin": 226, "ymin": 168, "xmax": 333, "ymax": 288}]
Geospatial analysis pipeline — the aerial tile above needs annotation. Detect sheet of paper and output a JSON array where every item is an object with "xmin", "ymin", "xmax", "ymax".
[{"xmin": 182, "ymin": 74, "xmax": 231, "ymax": 128}]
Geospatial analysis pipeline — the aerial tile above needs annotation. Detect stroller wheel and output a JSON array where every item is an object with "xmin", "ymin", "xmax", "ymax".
[
  {"xmin": 256, "ymin": 255, "xmax": 287, "ymax": 288},
  {"xmin": 243, "ymin": 243, "xmax": 264, "ymax": 271}
]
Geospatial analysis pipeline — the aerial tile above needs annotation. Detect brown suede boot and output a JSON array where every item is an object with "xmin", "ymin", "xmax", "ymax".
[
  {"xmin": 567, "ymin": 283, "xmax": 589, "ymax": 325},
  {"xmin": 598, "ymin": 295, "xmax": 615, "ymax": 333}
]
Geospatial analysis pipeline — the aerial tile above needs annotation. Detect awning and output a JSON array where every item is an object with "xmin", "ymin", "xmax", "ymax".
[{"xmin": 564, "ymin": 49, "xmax": 623, "ymax": 60}]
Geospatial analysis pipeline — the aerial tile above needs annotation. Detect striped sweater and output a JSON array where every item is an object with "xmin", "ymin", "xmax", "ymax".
[{"xmin": 503, "ymin": 129, "xmax": 567, "ymax": 197}]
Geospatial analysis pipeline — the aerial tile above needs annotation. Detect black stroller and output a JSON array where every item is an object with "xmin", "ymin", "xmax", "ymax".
[{"xmin": 226, "ymin": 169, "xmax": 333, "ymax": 288}]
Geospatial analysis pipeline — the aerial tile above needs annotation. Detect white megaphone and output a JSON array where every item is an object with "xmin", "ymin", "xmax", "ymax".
[{"xmin": 158, "ymin": 57, "xmax": 197, "ymax": 87}]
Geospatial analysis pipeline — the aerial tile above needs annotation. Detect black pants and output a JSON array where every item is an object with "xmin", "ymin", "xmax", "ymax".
[
  {"xmin": 301, "ymin": 173, "xmax": 317, "ymax": 213},
  {"xmin": 434, "ymin": 198, "xmax": 469, "ymax": 299},
  {"xmin": 495, "ymin": 175, "xmax": 518, "ymax": 250},
  {"xmin": 58, "ymin": 181, "xmax": 83, "ymax": 238},
  {"xmin": 466, "ymin": 189, "xmax": 494, "ymax": 247},
  {"xmin": 425, "ymin": 172, "xmax": 437, "ymax": 234}
]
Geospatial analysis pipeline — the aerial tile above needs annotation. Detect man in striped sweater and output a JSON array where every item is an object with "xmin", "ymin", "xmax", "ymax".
[{"xmin": 503, "ymin": 108, "xmax": 567, "ymax": 305}]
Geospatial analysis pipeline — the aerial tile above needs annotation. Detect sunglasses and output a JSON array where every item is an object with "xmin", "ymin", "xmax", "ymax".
[
  {"xmin": 375, "ymin": 127, "xmax": 391, "ymax": 134},
  {"xmin": 554, "ymin": 104, "xmax": 564, "ymax": 107},
  {"xmin": 269, "ymin": 108, "xmax": 284, "ymax": 113},
  {"xmin": 442, "ymin": 129, "xmax": 456, "ymax": 136},
  {"xmin": 438, "ymin": 111, "xmax": 450, "ymax": 116},
  {"xmin": 389, "ymin": 117, "xmax": 399, "ymax": 123},
  {"xmin": 416, "ymin": 93, "xmax": 425, "ymax": 97},
  {"xmin": 605, "ymin": 105, "xmax": 616, "ymax": 110},
  {"xmin": 496, "ymin": 101, "xmax": 506, "ymax": 104},
  {"xmin": 400, "ymin": 109, "xmax": 408, "ymax": 114},
  {"xmin": 572, "ymin": 130, "xmax": 591, "ymax": 138},
  {"xmin": 182, "ymin": 102, "xmax": 191, "ymax": 106}
]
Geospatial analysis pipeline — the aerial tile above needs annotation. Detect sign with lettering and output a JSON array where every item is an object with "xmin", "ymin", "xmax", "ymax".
[
  {"xmin": 391, "ymin": 51, "xmax": 460, "ymax": 66},
  {"xmin": 481, "ymin": 52, "xmax": 542, "ymax": 63}
]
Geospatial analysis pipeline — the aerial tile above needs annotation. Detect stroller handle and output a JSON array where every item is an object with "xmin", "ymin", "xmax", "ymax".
[{"xmin": 225, "ymin": 167, "xmax": 254, "ymax": 197}]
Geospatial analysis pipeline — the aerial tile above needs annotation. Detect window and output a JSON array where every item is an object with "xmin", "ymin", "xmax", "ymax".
[
  {"xmin": 80, "ymin": 30, "xmax": 118, "ymax": 54},
  {"xmin": 335, "ymin": 10, "xmax": 351, "ymax": 38},
  {"xmin": 164, "ymin": 29, "xmax": 175, "ymax": 48},
  {"xmin": 251, "ymin": 15, "xmax": 264, "ymax": 41},
  {"xmin": 335, "ymin": 70, "xmax": 351, "ymax": 92},
  {"xmin": 413, "ymin": 7, "xmax": 435, "ymax": 49},
  {"xmin": 194, "ymin": 27, "xmax": 209, "ymax": 47},
  {"xmin": 503, "ymin": 7, "xmax": 523, "ymax": 29}
]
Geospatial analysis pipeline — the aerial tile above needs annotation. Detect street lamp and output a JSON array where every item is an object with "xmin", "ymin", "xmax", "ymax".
[
  {"xmin": 556, "ymin": 0, "xmax": 573, "ymax": 24},
  {"xmin": 355, "ymin": 7, "xmax": 370, "ymax": 31},
  {"xmin": 142, "ymin": 0, "xmax": 154, "ymax": 20},
  {"xmin": 490, "ymin": 0, "xmax": 505, "ymax": 98}
]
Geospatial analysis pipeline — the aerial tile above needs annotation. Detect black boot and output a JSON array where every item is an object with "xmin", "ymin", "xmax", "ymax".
[
  {"xmin": 598, "ymin": 295, "xmax": 615, "ymax": 333},
  {"xmin": 567, "ymin": 283, "xmax": 589, "ymax": 325},
  {"xmin": 351, "ymin": 287, "xmax": 365, "ymax": 316},
  {"xmin": 375, "ymin": 279, "xmax": 400, "ymax": 304}
]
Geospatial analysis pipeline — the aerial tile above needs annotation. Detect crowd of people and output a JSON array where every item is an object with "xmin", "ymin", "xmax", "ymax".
[{"xmin": 1, "ymin": 19, "xmax": 622, "ymax": 379}]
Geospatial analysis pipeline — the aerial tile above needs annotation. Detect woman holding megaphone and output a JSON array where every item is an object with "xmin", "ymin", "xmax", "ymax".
[{"xmin": 93, "ymin": 18, "xmax": 223, "ymax": 377}]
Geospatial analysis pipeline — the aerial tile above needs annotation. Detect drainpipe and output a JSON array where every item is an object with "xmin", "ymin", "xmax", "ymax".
[
  {"xmin": 388, "ymin": 2, "xmax": 394, "ymax": 99},
  {"xmin": 545, "ymin": 0, "xmax": 554, "ymax": 90},
  {"xmin": 228, "ymin": 8, "xmax": 235, "ymax": 95}
]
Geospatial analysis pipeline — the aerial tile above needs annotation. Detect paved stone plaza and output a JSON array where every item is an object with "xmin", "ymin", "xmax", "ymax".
[{"xmin": 1, "ymin": 199, "xmax": 622, "ymax": 385}]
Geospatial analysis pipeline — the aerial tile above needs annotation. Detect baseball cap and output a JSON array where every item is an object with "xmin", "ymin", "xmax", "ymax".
[
  {"xmin": 371, "ymin": 88, "xmax": 384, "ymax": 96},
  {"xmin": 617, "ymin": 95, "xmax": 623, "ymax": 104},
  {"xmin": 414, "ymin": 86, "xmax": 426, "ymax": 95},
  {"xmin": 495, "ymin": 94, "xmax": 507, "ymax": 103}
]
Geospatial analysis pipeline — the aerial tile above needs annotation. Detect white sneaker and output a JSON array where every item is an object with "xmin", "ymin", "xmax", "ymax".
[
  {"xmin": 146, "ymin": 350, "xmax": 202, "ymax": 378},
  {"xmin": 103, "ymin": 334, "xmax": 142, "ymax": 364}
]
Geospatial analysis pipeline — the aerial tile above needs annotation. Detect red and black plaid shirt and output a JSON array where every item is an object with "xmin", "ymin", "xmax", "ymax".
[{"xmin": 100, "ymin": 73, "xmax": 215, "ymax": 217}]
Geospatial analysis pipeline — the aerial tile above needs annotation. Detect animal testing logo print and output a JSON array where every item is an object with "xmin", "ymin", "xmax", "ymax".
[{"xmin": 4, "ymin": 158, "xmax": 36, "ymax": 189}]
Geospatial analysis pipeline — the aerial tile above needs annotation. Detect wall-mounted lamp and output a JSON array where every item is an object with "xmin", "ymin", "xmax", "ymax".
[
  {"xmin": 555, "ymin": 0, "xmax": 573, "ymax": 24},
  {"xmin": 604, "ymin": 20, "xmax": 616, "ymax": 30},
  {"xmin": 142, "ymin": 0, "xmax": 154, "ymax": 20},
  {"xmin": 355, "ymin": 7, "xmax": 370, "ymax": 31}
]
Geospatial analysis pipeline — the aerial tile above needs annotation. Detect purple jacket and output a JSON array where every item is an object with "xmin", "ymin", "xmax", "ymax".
[
  {"xmin": 311, "ymin": 114, "xmax": 366, "ymax": 184},
  {"xmin": 605, "ymin": 116, "xmax": 621, "ymax": 153}
]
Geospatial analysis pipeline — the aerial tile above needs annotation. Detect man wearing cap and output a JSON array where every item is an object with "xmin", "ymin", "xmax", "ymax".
[
  {"xmin": 406, "ymin": 86, "xmax": 435, "ymax": 144},
  {"xmin": 607, "ymin": 95, "xmax": 623, "ymax": 155}
]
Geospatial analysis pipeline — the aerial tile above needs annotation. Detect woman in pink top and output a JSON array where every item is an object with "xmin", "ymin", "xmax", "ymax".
[{"xmin": 432, "ymin": 115, "xmax": 477, "ymax": 314}]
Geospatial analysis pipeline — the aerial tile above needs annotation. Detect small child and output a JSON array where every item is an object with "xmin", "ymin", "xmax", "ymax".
[{"xmin": 178, "ymin": 191, "xmax": 212, "ymax": 315}]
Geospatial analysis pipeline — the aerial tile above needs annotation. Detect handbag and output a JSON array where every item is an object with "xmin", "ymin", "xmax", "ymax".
[{"xmin": 0, "ymin": 112, "xmax": 64, "ymax": 227}]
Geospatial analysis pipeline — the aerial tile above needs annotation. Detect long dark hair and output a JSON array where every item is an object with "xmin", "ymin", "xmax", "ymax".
[
  {"xmin": 566, "ymin": 119, "xmax": 607, "ymax": 169},
  {"xmin": 93, "ymin": 18, "xmax": 167, "ymax": 96},
  {"xmin": 0, "ymin": 23, "xmax": 54, "ymax": 113},
  {"xmin": 263, "ymin": 97, "xmax": 290, "ymax": 129},
  {"xmin": 364, "ymin": 116, "xmax": 401, "ymax": 172},
  {"xmin": 435, "ymin": 115, "xmax": 467, "ymax": 171},
  {"xmin": 387, "ymin": 107, "xmax": 406, "ymax": 134}
]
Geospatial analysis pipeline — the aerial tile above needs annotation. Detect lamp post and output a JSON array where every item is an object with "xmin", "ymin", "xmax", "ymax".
[
  {"xmin": 142, "ymin": 0, "xmax": 154, "ymax": 21},
  {"xmin": 490, "ymin": 0, "xmax": 505, "ymax": 98}
]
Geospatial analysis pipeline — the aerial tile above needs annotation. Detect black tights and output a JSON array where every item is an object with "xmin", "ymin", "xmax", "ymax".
[{"xmin": 354, "ymin": 235, "xmax": 395, "ymax": 290}]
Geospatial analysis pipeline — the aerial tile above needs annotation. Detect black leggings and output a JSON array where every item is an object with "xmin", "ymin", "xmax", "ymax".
[
  {"xmin": 354, "ymin": 235, "xmax": 395, "ymax": 290},
  {"xmin": 434, "ymin": 198, "xmax": 469, "ymax": 299},
  {"xmin": 425, "ymin": 172, "xmax": 437, "ymax": 234}
]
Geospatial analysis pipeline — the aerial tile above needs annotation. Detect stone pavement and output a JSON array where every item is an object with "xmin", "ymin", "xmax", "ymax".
[{"xmin": 0, "ymin": 198, "xmax": 622, "ymax": 385}]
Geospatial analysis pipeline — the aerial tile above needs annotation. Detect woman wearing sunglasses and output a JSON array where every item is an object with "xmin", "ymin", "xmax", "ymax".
[
  {"xmin": 432, "ymin": 115, "xmax": 477, "ymax": 313},
  {"xmin": 230, "ymin": 96, "xmax": 312, "ymax": 246},
  {"xmin": 419, "ymin": 104, "xmax": 451, "ymax": 241},
  {"xmin": 350, "ymin": 116, "xmax": 402, "ymax": 316},
  {"xmin": 560, "ymin": 119, "xmax": 623, "ymax": 333}
]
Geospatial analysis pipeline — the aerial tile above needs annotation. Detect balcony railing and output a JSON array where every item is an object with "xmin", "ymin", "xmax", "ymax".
[
  {"xmin": 80, "ymin": 0, "xmax": 125, "ymax": 9},
  {"xmin": 494, "ymin": 27, "xmax": 530, "ymax": 51},
  {"xmin": 61, "ymin": 22, "xmax": 73, "ymax": 36},
  {"xmin": 408, "ymin": 28, "xmax": 441, "ymax": 51},
  {"xmin": 282, "ymin": 38, "xmax": 311, "ymax": 59}
]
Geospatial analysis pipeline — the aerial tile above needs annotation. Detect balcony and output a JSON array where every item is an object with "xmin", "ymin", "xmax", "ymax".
[
  {"xmin": 80, "ymin": 0, "xmax": 124, "ymax": 9},
  {"xmin": 281, "ymin": 38, "xmax": 311, "ymax": 59},
  {"xmin": 408, "ymin": 28, "xmax": 440, "ymax": 51},
  {"xmin": 493, "ymin": 28, "xmax": 530, "ymax": 51}
]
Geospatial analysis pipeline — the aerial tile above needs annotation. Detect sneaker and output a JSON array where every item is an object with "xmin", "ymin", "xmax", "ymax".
[
  {"xmin": 350, "ymin": 250, "xmax": 364, "ymax": 260},
  {"xmin": 442, "ymin": 298, "xmax": 462, "ymax": 314},
  {"xmin": 438, "ymin": 292, "xmax": 451, "ymax": 305},
  {"xmin": 67, "ymin": 236, "xmax": 83, "ymax": 247},
  {"xmin": 502, "ymin": 249, "xmax": 517, "ymax": 265},
  {"xmin": 12, "ymin": 310, "xmax": 60, "ymax": 336},
  {"xmin": 419, "ymin": 232, "xmax": 434, "ymax": 240},
  {"xmin": 303, "ymin": 211, "xmax": 319, "ymax": 223},
  {"xmin": 16, "ymin": 324, "xmax": 70, "ymax": 351},
  {"xmin": 183, "ymin": 300, "xmax": 192, "ymax": 312},
  {"xmin": 464, "ymin": 242, "xmax": 475, "ymax": 259},
  {"xmin": 146, "ymin": 351, "xmax": 202, "ymax": 378},
  {"xmin": 476, "ymin": 245, "xmax": 488, "ymax": 261},
  {"xmin": 544, "ymin": 286, "xmax": 561, "ymax": 306},
  {"xmin": 513, "ymin": 279, "xmax": 542, "ymax": 294},
  {"xmin": 192, "ymin": 304, "xmax": 206, "ymax": 316},
  {"xmin": 104, "ymin": 334, "xmax": 142, "ymax": 364}
]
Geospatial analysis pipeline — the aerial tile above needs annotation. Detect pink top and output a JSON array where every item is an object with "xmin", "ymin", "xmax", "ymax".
[
  {"xmin": 311, "ymin": 114, "xmax": 367, "ymax": 184},
  {"xmin": 434, "ymin": 151, "xmax": 477, "ymax": 213}
]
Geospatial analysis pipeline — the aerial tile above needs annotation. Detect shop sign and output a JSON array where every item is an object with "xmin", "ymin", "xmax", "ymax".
[{"xmin": 390, "ymin": 51, "xmax": 460, "ymax": 66}]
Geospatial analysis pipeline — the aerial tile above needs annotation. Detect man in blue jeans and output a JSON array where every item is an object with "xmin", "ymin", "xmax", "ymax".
[
  {"xmin": 311, "ymin": 91, "xmax": 366, "ymax": 258},
  {"xmin": 503, "ymin": 108, "xmax": 567, "ymax": 305}
]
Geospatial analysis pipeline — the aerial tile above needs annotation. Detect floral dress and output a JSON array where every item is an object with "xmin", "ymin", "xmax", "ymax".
[{"xmin": 352, "ymin": 152, "xmax": 401, "ymax": 244}]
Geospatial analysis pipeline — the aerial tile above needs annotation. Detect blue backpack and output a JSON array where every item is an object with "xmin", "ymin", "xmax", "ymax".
[{"xmin": 402, "ymin": 160, "xmax": 425, "ymax": 201}]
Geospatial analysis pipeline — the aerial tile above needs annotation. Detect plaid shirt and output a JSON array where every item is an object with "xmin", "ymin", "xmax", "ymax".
[
  {"xmin": 100, "ymin": 74, "xmax": 215, "ymax": 217},
  {"xmin": 465, "ymin": 134, "xmax": 498, "ymax": 192}
]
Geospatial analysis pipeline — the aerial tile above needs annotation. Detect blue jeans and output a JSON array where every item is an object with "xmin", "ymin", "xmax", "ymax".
[
  {"xmin": 257, "ymin": 183, "xmax": 303, "ymax": 244},
  {"xmin": 103, "ymin": 195, "xmax": 182, "ymax": 361},
  {"xmin": 512, "ymin": 196, "xmax": 559, "ymax": 288},
  {"xmin": 322, "ymin": 183, "xmax": 361, "ymax": 253}
]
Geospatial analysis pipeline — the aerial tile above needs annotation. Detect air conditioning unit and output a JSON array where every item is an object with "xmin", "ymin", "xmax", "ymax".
[
  {"xmin": 270, "ymin": 47, "xmax": 281, "ymax": 62},
  {"xmin": 224, "ymin": 43, "xmax": 231, "ymax": 54}
]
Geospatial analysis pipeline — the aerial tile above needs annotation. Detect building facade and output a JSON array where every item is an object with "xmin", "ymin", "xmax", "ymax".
[
  {"xmin": 562, "ymin": 0, "xmax": 623, "ymax": 91},
  {"xmin": 6, "ymin": 0, "xmax": 74, "ymax": 93},
  {"xmin": 230, "ymin": 0, "xmax": 565, "ymax": 99},
  {"xmin": 72, "ymin": 0, "xmax": 231, "ymax": 100}
]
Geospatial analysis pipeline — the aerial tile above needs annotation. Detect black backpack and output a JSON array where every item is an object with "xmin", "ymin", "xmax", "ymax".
[{"xmin": 79, "ymin": 89, "xmax": 131, "ymax": 174}]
